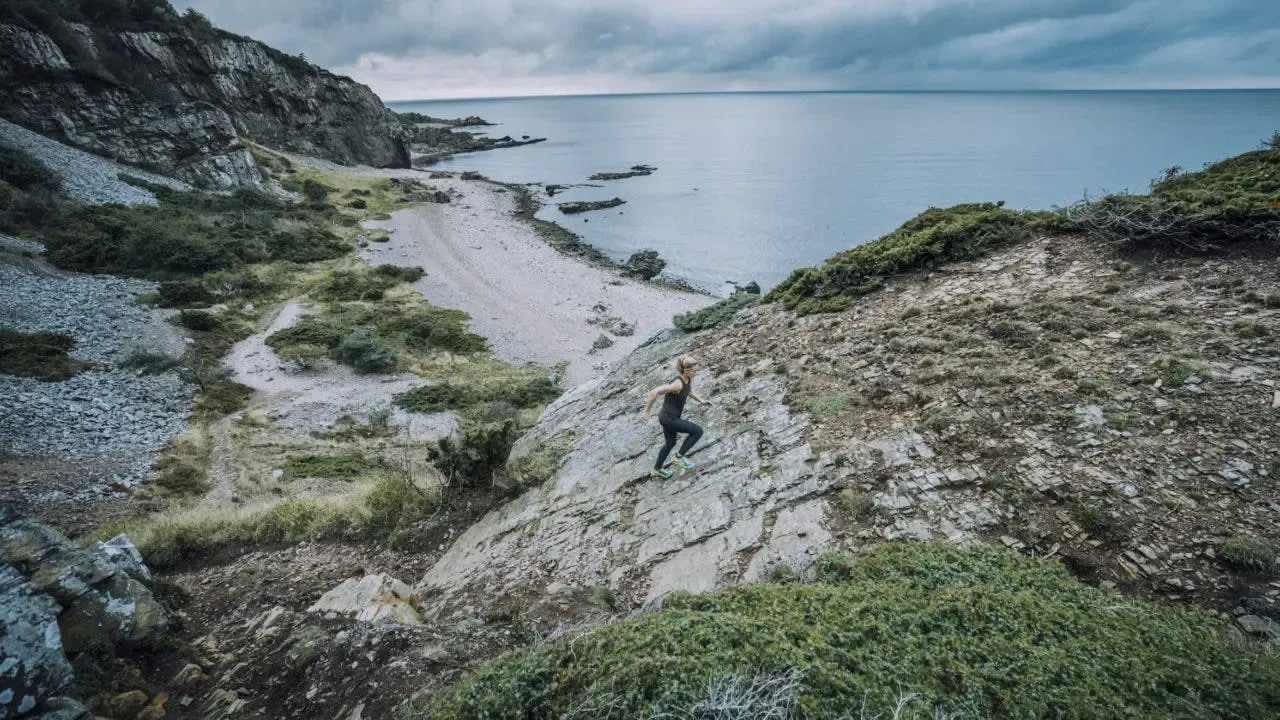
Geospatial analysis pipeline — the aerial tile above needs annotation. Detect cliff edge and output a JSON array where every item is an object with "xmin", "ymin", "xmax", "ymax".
[{"xmin": 0, "ymin": 0, "xmax": 409, "ymax": 189}]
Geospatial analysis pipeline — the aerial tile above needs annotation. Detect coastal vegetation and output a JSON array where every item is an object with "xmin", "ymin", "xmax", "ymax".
[
  {"xmin": 674, "ymin": 293, "xmax": 759, "ymax": 332},
  {"xmin": 0, "ymin": 328, "xmax": 93, "ymax": 380},
  {"xmin": 419, "ymin": 544, "xmax": 1280, "ymax": 720}
]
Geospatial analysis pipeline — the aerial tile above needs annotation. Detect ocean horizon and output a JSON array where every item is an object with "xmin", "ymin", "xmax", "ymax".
[{"xmin": 393, "ymin": 90, "xmax": 1280, "ymax": 293}]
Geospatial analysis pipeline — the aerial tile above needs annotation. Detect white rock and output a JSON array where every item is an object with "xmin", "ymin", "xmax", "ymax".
[{"xmin": 308, "ymin": 574, "xmax": 422, "ymax": 625}]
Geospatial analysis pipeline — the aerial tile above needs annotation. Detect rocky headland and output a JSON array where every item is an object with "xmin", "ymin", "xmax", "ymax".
[{"xmin": 2, "ymin": 5, "xmax": 1279, "ymax": 719}]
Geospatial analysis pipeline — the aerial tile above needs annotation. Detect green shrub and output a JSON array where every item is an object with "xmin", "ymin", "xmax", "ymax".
[
  {"xmin": 430, "ymin": 421, "xmax": 519, "ymax": 490},
  {"xmin": 330, "ymin": 329, "xmax": 397, "ymax": 373},
  {"xmin": 283, "ymin": 453, "xmax": 385, "ymax": 480},
  {"xmin": 836, "ymin": 489, "xmax": 875, "ymax": 521},
  {"xmin": 155, "ymin": 279, "xmax": 215, "ymax": 308},
  {"xmin": 501, "ymin": 441, "xmax": 569, "ymax": 493},
  {"xmin": 395, "ymin": 374, "xmax": 561, "ymax": 413},
  {"xmin": 347, "ymin": 198, "xmax": 367, "ymax": 209},
  {"xmin": 376, "ymin": 308, "xmax": 487, "ymax": 354},
  {"xmin": 275, "ymin": 343, "xmax": 328, "ymax": 370},
  {"xmin": 373, "ymin": 264, "xmax": 426, "ymax": 283},
  {"xmin": 298, "ymin": 178, "xmax": 331, "ymax": 202},
  {"xmin": 426, "ymin": 544, "xmax": 1280, "ymax": 720},
  {"xmin": 265, "ymin": 318, "xmax": 345, "ymax": 352},
  {"xmin": 0, "ymin": 143, "xmax": 61, "ymax": 192},
  {"xmin": 807, "ymin": 395, "xmax": 848, "ymax": 417},
  {"xmin": 0, "ymin": 328, "xmax": 92, "ymax": 381},
  {"xmin": 768, "ymin": 203, "xmax": 1045, "ymax": 315},
  {"xmin": 193, "ymin": 380, "xmax": 253, "ymax": 419},
  {"xmin": 1068, "ymin": 501, "xmax": 1130, "ymax": 546},
  {"xmin": 177, "ymin": 310, "xmax": 219, "ymax": 331},
  {"xmin": 321, "ymin": 269, "xmax": 398, "ymax": 301},
  {"xmin": 674, "ymin": 294, "xmax": 758, "ymax": 332},
  {"xmin": 119, "ymin": 351, "xmax": 182, "ymax": 375},
  {"xmin": 1235, "ymin": 319, "xmax": 1270, "ymax": 338},
  {"xmin": 1265, "ymin": 292, "xmax": 1280, "ymax": 309},
  {"xmin": 1216, "ymin": 535, "xmax": 1278, "ymax": 573}
]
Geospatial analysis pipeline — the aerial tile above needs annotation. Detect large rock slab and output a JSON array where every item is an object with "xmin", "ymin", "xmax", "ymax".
[
  {"xmin": 418, "ymin": 330, "xmax": 827, "ymax": 611},
  {"xmin": 308, "ymin": 574, "xmax": 422, "ymax": 625}
]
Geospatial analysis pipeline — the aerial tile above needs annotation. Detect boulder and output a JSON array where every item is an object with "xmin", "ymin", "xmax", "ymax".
[
  {"xmin": 307, "ymin": 574, "xmax": 422, "ymax": 625},
  {"xmin": 0, "ymin": 564, "xmax": 79, "ymax": 719},
  {"xmin": 623, "ymin": 250, "xmax": 666, "ymax": 280},
  {"xmin": 1, "ymin": 508, "xmax": 167, "ymax": 655},
  {"xmin": 558, "ymin": 198, "xmax": 625, "ymax": 214}
]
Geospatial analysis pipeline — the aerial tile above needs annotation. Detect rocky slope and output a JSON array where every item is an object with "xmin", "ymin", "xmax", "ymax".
[
  {"xmin": 420, "ymin": 232, "xmax": 1280, "ymax": 621},
  {"xmin": 0, "ymin": 1, "xmax": 409, "ymax": 189}
]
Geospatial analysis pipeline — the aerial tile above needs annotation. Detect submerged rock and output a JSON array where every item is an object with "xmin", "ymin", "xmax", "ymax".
[
  {"xmin": 558, "ymin": 198, "xmax": 625, "ymax": 214},
  {"xmin": 590, "ymin": 165, "xmax": 657, "ymax": 181}
]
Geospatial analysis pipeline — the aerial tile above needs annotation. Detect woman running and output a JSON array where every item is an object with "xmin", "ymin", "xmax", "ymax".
[{"xmin": 642, "ymin": 355, "xmax": 711, "ymax": 479}]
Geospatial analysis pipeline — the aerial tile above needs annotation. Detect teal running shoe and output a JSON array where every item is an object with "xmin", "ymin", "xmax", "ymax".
[
  {"xmin": 674, "ymin": 455, "xmax": 695, "ymax": 469},
  {"xmin": 650, "ymin": 468, "xmax": 674, "ymax": 479}
]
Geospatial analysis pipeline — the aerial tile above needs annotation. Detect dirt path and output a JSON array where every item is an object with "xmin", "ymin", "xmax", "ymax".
[{"xmin": 197, "ymin": 418, "xmax": 240, "ymax": 510}]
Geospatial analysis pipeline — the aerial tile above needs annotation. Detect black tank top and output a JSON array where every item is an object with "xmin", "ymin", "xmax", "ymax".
[{"xmin": 659, "ymin": 378, "xmax": 690, "ymax": 421}]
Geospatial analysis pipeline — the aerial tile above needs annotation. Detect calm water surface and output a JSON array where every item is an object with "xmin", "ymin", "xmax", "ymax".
[{"xmin": 392, "ymin": 91, "xmax": 1280, "ymax": 293}]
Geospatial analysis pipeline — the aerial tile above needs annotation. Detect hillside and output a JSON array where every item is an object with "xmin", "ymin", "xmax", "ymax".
[
  {"xmin": 3, "ymin": 106, "xmax": 1279, "ymax": 717},
  {"xmin": 0, "ymin": 0, "xmax": 409, "ymax": 188}
]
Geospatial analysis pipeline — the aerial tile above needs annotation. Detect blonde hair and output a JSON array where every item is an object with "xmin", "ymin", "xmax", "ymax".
[{"xmin": 675, "ymin": 355, "xmax": 698, "ymax": 376}]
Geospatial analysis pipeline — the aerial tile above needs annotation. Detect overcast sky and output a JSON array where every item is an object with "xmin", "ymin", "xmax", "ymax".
[{"xmin": 173, "ymin": 0, "xmax": 1280, "ymax": 101}]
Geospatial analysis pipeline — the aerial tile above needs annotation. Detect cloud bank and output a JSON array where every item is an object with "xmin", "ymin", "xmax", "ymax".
[{"xmin": 173, "ymin": 0, "xmax": 1280, "ymax": 100}]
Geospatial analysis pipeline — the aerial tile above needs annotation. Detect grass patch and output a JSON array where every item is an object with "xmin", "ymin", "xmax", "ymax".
[
  {"xmin": 119, "ymin": 351, "xmax": 183, "ymax": 375},
  {"xmin": 0, "ymin": 328, "xmax": 93, "ymax": 381},
  {"xmin": 282, "ymin": 453, "xmax": 387, "ymax": 480},
  {"xmin": 502, "ymin": 440, "xmax": 570, "ymax": 493},
  {"xmin": 673, "ymin": 294, "xmax": 758, "ymax": 332},
  {"xmin": 422, "ymin": 544, "xmax": 1280, "ymax": 720},
  {"xmin": 1216, "ymin": 535, "xmax": 1278, "ymax": 573},
  {"xmin": 767, "ymin": 203, "xmax": 1066, "ymax": 315},
  {"xmin": 1068, "ymin": 501, "xmax": 1130, "ymax": 546},
  {"xmin": 1235, "ymin": 319, "xmax": 1270, "ymax": 338},
  {"xmin": 835, "ymin": 489, "xmax": 876, "ymax": 522},
  {"xmin": 396, "ymin": 373, "xmax": 561, "ymax": 414},
  {"xmin": 330, "ymin": 329, "xmax": 398, "ymax": 373},
  {"xmin": 320, "ymin": 268, "xmax": 400, "ymax": 301},
  {"xmin": 193, "ymin": 380, "xmax": 253, "ymax": 419},
  {"xmin": 1155, "ymin": 356, "xmax": 1208, "ymax": 387},
  {"xmin": 375, "ymin": 307, "xmax": 488, "ymax": 354},
  {"xmin": 807, "ymin": 394, "xmax": 849, "ymax": 417},
  {"xmin": 149, "ymin": 428, "xmax": 211, "ymax": 498},
  {"xmin": 1265, "ymin": 292, "xmax": 1280, "ymax": 309}
]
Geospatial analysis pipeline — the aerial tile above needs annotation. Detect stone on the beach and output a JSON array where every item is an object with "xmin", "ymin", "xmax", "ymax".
[{"xmin": 623, "ymin": 250, "xmax": 667, "ymax": 280}]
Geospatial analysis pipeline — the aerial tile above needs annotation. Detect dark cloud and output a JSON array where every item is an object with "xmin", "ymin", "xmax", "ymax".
[{"xmin": 172, "ymin": 0, "xmax": 1280, "ymax": 98}]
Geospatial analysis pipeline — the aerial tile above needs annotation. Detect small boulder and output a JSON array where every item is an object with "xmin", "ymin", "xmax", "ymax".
[
  {"xmin": 592, "ymin": 334, "xmax": 614, "ymax": 351},
  {"xmin": 307, "ymin": 574, "xmax": 422, "ymax": 625},
  {"xmin": 623, "ymin": 250, "xmax": 666, "ymax": 280}
]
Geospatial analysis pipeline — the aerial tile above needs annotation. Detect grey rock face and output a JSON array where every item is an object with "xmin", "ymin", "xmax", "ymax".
[
  {"xmin": 0, "ymin": 565, "xmax": 77, "ymax": 720},
  {"xmin": 418, "ymin": 330, "xmax": 825, "ymax": 611},
  {"xmin": 0, "ymin": 18, "xmax": 409, "ymax": 189},
  {"xmin": 0, "ymin": 509, "xmax": 167, "ymax": 656}
]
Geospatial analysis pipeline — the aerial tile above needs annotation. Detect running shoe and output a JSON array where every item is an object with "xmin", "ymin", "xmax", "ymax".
[
  {"xmin": 673, "ymin": 455, "xmax": 696, "ymax": 469},
  {"xmin": 650, "ymin": 468, "xmax": 674, "ymax": 479}
]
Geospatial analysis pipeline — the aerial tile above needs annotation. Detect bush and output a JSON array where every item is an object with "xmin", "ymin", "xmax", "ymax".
[
  {"xmin": 193, "ymin": 380, "xmax": 253, "ymax": 418},
  {"xmin": 0, "ymin": 328, "xmax": 92, "ymax": 381},
  {"xmin": 674, "ymin": 294, "xmax": 758, "ymax": 332},
  {"xmin": 330, "ymin": 329, "xmax": 397, "ymax": 373},
  {"xmin": 347, "ymin": 198, "xmax": 367, "ymax": 209},
  {"xmin": 177, "ymin": 310, "xmax": 219, "ymax": 331},
  {"xmin": 375, "ymin": 308, "xmax": 487, "ymax": 354},
  {"xmin": 282, "ymin": 453, "xmax": 385, "ymax": 480},
  {"xmin": 321, "ymin": 269, "xmax": 398, "ymax": 301},
  {"xmin": 808, "ymin": 395, "xmax": 848, "ymax": 417},
  {"xmin": 155, "ymin": 279, "xmax": 215, "ymax": 308},
  {"xmin": 395, "ymin": 374, "xmax": 561, "ymax": 413},
  {"xmin": 429, "ymin": 421, "xmax": 518, "ymax": 490},
  {"xmin": 372, "ymin": 264, "xmax": 426, "ymax": 283},
  {"xmin": 265, "ymin": 318, "xmax": 345, "ymax": 352},
  {"xmin": 426, "ymin": 544, "xmax": 1280, "ymax": 720},
  {"xmin": 0, "ymin": 143, "xmax": 61, "ymax": 192},
  {"xmin": 299, "ymin": 178, "xmax": 331, "ymax": 202},
  {"xmin": 768, "ymin": 203, "xmax": 1046, "ymax": 315},
  {"xmin": 1217, "ymin": 535, "xmax": 1278, "ymax": 573},
  {"xmin": 1068, "ymin": 501, "xmax": 1130, "ymax": 546},
  {"xmin": 275, "ymin": 343, "xmax": 328, "ymax": 371}
]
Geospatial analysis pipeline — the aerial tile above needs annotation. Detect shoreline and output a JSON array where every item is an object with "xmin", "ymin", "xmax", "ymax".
[{"xmin": 357, "ymin": 171, "xmax": 714, "ymax": 386}]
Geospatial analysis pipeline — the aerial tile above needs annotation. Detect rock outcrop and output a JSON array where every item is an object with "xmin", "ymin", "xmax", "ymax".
[
  {"xmin": 558, "ymin": 197, "xmax": 625, "ymax": 214},
  {"xmin": 1, "ymin": 509, "xmax": 166, "ymax": 719},
  {"xmin": 418, "ymin": 328, "xmax": 823, "ymax": 610},
  {"xmin": 0, "ymin": 6, "xmax": 409, "ymax": 189}
]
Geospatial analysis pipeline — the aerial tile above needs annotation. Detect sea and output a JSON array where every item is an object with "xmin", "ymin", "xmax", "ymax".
[{"xmin": 391, "ymin": 91, "xmax": 1280, "ymax": 294}]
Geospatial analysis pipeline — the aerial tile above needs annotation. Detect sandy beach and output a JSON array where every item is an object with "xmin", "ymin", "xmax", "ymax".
[{"xmin": 352, "ymin": 172, "xmax": 714, "ymax": 386}]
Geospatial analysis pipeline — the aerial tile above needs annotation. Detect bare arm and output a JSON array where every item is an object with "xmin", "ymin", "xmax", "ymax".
[
  {"xmin": 642, "ymin": 380, "xmax": 684, "ymax": 420},
  {"xmin": 690, "ymin": 388, "xmax": 712, "ymax": 405}
]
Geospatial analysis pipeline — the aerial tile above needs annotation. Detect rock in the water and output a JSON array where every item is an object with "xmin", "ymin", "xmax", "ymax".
[
  {"xmin": 558, "ymin": 198, "xmax": 625, "ymax": 214},
  {"xmin": 740, "ymin": 281, "xmax": 762, "ymax": 295},
  {"xmin": 308, "ymin": 573, "xmax": 422, "ymax": 625},
  {"xmin": 589, "ymin": 165, "xmax": 657, "ymax": 181},
  {"xmin": 623, "ymin": 250, "xmax": 667, "ymax": 280}
]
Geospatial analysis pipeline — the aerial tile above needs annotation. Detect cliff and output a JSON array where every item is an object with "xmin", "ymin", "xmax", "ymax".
[{"xmin": 0, "ymin": 1, "xmax": 409, "ymax": 189}]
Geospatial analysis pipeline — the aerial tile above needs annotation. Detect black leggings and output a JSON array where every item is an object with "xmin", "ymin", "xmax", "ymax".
[{"xmin": 655, "ymin": 417, "xmax": 703, "ymax": 470}]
